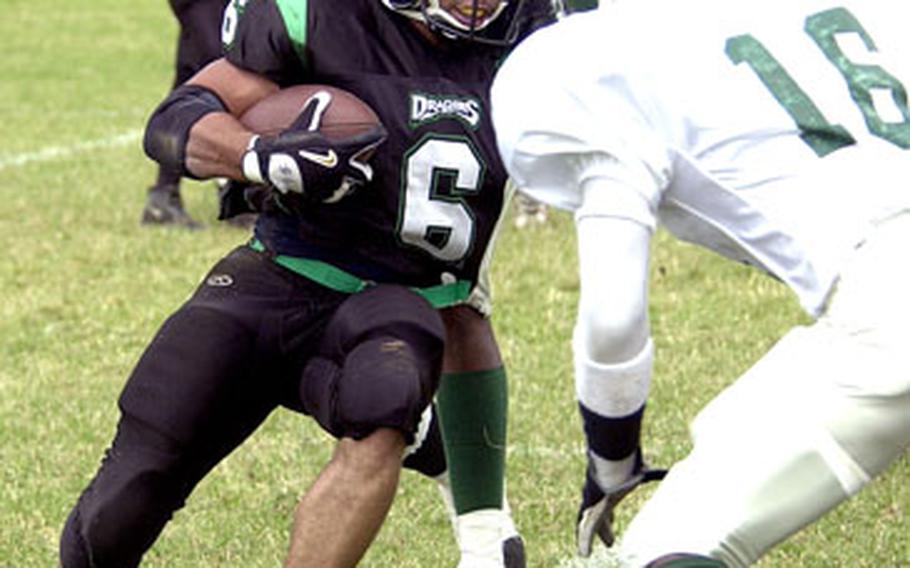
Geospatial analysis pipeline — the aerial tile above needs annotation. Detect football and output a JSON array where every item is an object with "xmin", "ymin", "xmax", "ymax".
[{"xmin": 240, "ymin": 84, "xmax": 382, "ymax": 141}]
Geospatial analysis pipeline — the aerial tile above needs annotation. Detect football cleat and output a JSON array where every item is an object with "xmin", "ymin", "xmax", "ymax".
[
  {"xmin": 435, "ymin": 475, "xmax": 526, "ymax": 567},
  {"xmin": 644, "ymin": 553, "xmax": 726, "ymax": 567},
  {"xmin": 141, "ymin": 184, "xmax": 203, "ymax": 230},
  {"xmin": 501, "ymin": 535, "xmax": 525, "ymax": 568},
  {"xmin": 576, "ymin": 455, "xmax": 667, "ymax": 557},
  {"xmin": 456, "ymin": 509, "xmax": 526, "ymax": 568}
]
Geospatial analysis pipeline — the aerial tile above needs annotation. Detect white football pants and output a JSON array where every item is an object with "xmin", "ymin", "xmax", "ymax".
[{"xmin": 619, "ymin": 212, "xmax": 910, "ymax": 567}]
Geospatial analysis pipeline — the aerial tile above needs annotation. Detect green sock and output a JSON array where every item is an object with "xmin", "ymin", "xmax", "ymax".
[{"xmin": 437, "ymin": 367, "xmax": 508, "ymax": 514}]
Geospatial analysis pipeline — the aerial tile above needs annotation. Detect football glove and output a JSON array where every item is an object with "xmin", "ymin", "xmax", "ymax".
[
  {"xmin": 576, "ymin": 452, "xmax": 667, "ymax": 557},
  {"xmin": 241, "ymin": 90, "xmax": 387, "ymax": 204}
]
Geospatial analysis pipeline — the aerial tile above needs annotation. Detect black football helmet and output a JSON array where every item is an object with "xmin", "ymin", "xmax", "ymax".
[{"xmin": 382, "ymin": 0, "xmax": 544, "ymax": 46}]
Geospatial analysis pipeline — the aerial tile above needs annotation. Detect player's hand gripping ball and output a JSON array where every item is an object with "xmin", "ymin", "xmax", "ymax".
[{"xmin": 241, "ymin": 85, "xmax": 386, "ymax": 204}]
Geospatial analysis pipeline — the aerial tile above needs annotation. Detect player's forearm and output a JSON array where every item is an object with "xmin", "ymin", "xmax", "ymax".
[
  {"xmin": 144, "ymin": 57, "xmax": 280, "ymax": 182},
  {"xmin": 185, "ymin": 112, "xmax": 253, "ymax": 180}
]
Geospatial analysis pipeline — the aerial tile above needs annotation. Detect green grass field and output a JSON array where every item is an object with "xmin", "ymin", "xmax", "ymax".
[{"xmin": 1, "ymin": 0, "xmax": 906, "ymax": 566}]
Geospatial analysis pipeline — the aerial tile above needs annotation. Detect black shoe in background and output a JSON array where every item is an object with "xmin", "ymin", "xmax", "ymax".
[{"xmin": 141, "ymin": 184, "xmax": 203, "ymax": 230}]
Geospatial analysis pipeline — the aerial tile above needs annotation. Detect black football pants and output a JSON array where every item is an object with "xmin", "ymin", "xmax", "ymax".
[
  {"xmin": 169, "ymin": 0, "xmax": 227, "ymax": 87},
  {"xmin": 59, "ymin": 246, "xmax": 445, "ymax": 567}
]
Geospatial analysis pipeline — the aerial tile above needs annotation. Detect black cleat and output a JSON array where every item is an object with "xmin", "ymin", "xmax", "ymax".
[
  {"xmin": 576, "ymin": 454, "xmax": 667, "ymax": 557},
  {"xmin": 645, "ymin": 553, "xmax": 726, "ymax": 567},
  {"xmin": 502, "ymin": 535, "xmax": 525, "ymax": 568},
  {"xmin": 141, "ymin": 184, "xmax": 203, "ymax": 230}
]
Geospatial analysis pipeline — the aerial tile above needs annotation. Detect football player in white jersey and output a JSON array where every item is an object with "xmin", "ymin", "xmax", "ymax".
[{"xmin": 491, "ymin": 0, "xmax": 910, "ymax": 566}]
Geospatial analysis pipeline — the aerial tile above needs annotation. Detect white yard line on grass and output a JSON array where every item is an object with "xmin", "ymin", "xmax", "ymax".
[{"xmin": 0, "ymin": 129, "xmax": 143, "ymax": 171}]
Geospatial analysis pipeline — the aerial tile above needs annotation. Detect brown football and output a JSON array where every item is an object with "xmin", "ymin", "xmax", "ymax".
[{"xmin": 240, "ymin": 84, "xmax": 382, "ymax": 140}]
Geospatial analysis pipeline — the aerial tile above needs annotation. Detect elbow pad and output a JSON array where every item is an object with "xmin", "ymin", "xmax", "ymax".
[{"xmin": 143, "ymin": 84, "xmax": 227, "ymax": 179}]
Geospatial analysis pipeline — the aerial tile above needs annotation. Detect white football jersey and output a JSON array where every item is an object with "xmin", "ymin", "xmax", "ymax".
[{"xmin": 492, "ymin": 0, "xmax": 910, "ymax": 316}]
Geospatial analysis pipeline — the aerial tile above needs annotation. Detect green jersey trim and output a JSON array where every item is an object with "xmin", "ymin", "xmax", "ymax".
[
  {"xmin": 249, "ymin": 239, "xmax": 472, "ymax": 309},
  {"xmin": 275, "ymin": 0, "xmax": 309, "ymax": 64}
]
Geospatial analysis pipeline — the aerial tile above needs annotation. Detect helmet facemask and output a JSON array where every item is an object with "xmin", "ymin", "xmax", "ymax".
[{"xmin": 382, "ymin": 0, "xmax": 525, "ymax": 46}]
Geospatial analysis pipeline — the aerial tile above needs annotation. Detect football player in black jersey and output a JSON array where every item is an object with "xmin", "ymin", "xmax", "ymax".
[
  {"xmin": 141, "ymin": 0, "xmax": 229, "ymax": 229},
  {"xmin": 59, "ymin": 0, "xmax": 556, "ymax": 566}
]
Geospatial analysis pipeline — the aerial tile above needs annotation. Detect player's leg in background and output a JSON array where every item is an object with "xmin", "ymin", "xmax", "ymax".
[
  {"xmin": 141, "ymin": 0, "xmax": 227, "ymax": 229},
  {"xmin": 619, "ymin": 213, "xmax": 910, "ymax": 567}
]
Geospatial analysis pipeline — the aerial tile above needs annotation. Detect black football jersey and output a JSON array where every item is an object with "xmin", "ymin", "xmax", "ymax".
[{"xmin": 222, "ymin": 0, "xmax": 553, "ymax": 289}]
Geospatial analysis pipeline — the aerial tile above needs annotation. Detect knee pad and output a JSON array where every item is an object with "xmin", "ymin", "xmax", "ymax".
[
  {"xmin": 342, "ymin": 335, "xmax": 431, "ymax": 439},
  {"xmin": 300, "ymin": 285, "xmax": 445, "ymax": 441}
]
